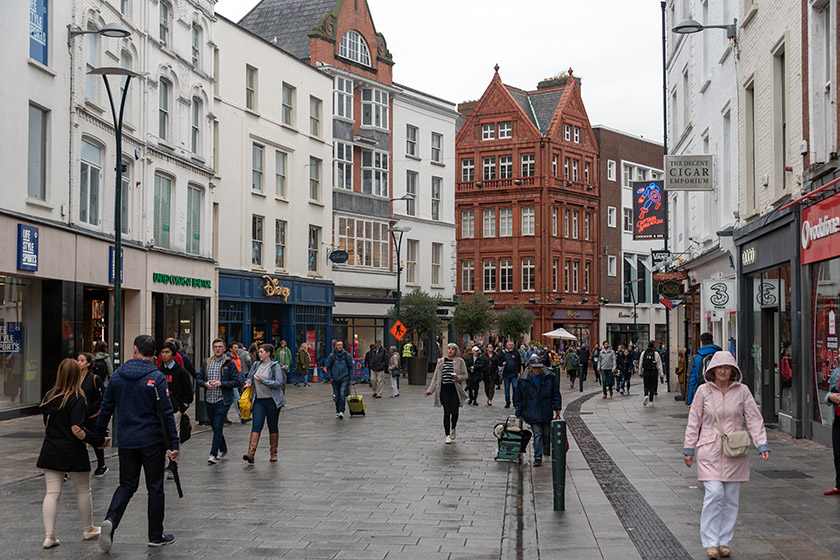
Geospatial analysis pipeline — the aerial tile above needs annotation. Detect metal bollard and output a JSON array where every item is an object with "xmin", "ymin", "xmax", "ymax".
[
  {"xmin": 579, "ymin": 370, "xmax": 584, "ymax": 392},
  {"xmin": 551, "ymin": 419, "xmax": 567, "ymax": 511}
]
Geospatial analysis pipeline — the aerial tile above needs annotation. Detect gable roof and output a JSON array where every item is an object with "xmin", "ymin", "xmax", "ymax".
[
  {"xmin": 503, "ymin": 85, "xmax": 565, "ymax": 134},
  {"xmin": 238, "ymin": 0, "xmax": 337, "ymax": 61}
]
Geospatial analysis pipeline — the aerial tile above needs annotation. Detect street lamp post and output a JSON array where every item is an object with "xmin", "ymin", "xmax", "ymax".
[
  {"xmin": 387, "ymin": 226, "xmax": 412, "ymax": 319},
  {"xmin": 87, "ymin": 66, "xmax": 140, "ymax": 371}
]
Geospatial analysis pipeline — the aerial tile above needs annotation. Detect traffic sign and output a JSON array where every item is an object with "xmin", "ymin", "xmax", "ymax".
[{"xmin": 390, "ymin": 320, "xmax": 407, "ymax": 341}]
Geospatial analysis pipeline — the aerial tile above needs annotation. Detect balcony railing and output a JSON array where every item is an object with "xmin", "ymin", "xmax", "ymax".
[{"xmin": 457, "ymin": 176, "xmax": 535, "ymax": 191}]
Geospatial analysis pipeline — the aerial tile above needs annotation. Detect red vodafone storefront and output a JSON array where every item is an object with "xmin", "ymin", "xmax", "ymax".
[{"xmin": 802, "ymin": 190, "xmax": 840, "ymax": 443}]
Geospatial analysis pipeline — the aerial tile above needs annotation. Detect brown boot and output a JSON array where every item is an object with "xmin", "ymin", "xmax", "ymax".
[
  {"xmin": 269, "ymin": 433, "xmax": 279, "ymax": 462},
  {"xmin": 242, "ymin": 432, "xmax": 260, "ymax": 464}
]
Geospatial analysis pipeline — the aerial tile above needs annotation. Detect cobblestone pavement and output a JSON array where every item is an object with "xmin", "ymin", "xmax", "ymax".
[{"xmin": 4, "ymin": 374, "xmax": 840, "ymax": 559}]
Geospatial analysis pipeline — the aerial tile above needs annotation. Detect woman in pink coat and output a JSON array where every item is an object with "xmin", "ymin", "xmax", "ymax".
[{"xmin": 683, "ymin": 351, "xmax": 770, "ymax": 559}]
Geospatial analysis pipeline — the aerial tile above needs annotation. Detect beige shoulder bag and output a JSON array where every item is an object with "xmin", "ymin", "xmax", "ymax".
[{"xmin": 707, "ymin": 385, "xmax": 751, "ymax": 457}]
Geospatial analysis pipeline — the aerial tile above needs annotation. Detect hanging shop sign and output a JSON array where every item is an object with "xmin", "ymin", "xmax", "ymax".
[
  {"xmin": 262, "ymin": 275, "xmax": 291, "ymax": 302},
  {"xmin": 664, "ymin": 154, "xmax": 714, "ymax": 191},
  {"xmin": 753, "ymin": 278, "xmax": 784, "ymax": 311},
  {"xmin": 108, "ymin": 247, "xmax": 124, "ymax": 284},
  {"xmin": 701, "ymin": 279, "xmax": 737, "ymax": 314},
  {"xmin": 801, "ymin": 192, "xmax": 840, "ymax": 265},
  {"xmin": 657, "ymin": 280, "xmax": 685, "ymax": 298},
  {"xmin": 17, "ymin": 224, "xmax": 39, "ymax": 272},
  {"xmin": 152, "ymin": 273, "xmax": 212, "ymax": 289},
  {"xmin": 651, "ymin": 249, "xmax": 671, "ymax": 267},
  {"xmin": 328, "ymin": 250, "xmax": 350, "ymax": 264},
  {"xmin": 632, "ymin": 181, "xmax": 666, "ymax": 239},
  {"xmin": 653, "ymin": 270, "xmax": 688, "ymax": 282}
]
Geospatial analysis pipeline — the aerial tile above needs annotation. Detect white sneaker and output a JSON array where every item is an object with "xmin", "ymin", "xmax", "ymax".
[
  {"xmin": 445, "ymin": 435, "xmax": 452, "ymax": 444},
  {"xmin": 217, "ymin": 451, "xmax": 226, "ymax": 459},
  {"xmin": 338, "ymin": 412, "xmax": 344, "ymax": 419},
  {"xmin": 451, "ymin": 428, "xmax": 456, "ymax": 441},
  {"xmin": 650, "ymin": 401, "xmax": 655, "ymax": 407},
  {"xmin": 643, "ymin": 396, "xmax": 649, "ymax": 407},
  {"xmin": 207, "ymin": 455, "xmax": 217, "ymax": 464}
]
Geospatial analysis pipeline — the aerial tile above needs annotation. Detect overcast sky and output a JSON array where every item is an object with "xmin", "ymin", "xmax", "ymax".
[{"xmin": 216, "ymin": 0, "xmax": 666, "ymax": 141}]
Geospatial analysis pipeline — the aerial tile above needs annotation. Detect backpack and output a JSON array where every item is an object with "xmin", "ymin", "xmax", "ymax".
[
  {"xmin": 642, "ymin": 350, "xmax": 657, "ymax": 372},
  {"xmin": 571, "ymin": 352, "xmax": 580, "ymax": 367},
  {"xmin": 91, "ymin": 358, "xmax": 109, "ymax": 382},
  {"xmin": 698, "ymin": 352, "xmax": 717, "ymax": 382}
]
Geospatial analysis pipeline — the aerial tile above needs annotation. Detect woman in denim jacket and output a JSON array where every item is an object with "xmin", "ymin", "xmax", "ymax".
[{"xmin": 242, "ymin": 344, "xmax": 286, "ymax": 464}]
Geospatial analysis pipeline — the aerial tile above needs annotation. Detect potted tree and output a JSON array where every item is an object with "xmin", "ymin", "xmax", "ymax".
[
  {"xmin": 389, "ymin": 288, "xmax": 441, "ymax": 385},
  {"xmin": 452, "ymin": 292, "xmax": 496, "ymax": 345}
]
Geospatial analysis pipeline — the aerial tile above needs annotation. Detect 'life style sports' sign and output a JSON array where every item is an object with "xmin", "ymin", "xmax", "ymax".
[
  {"xmin": 801, "ymin": 191, "xmax": 840, "ymax": 265},
  {"xmin": 632, "ymin": 181, "xmax": 666, "ymax": 239}
]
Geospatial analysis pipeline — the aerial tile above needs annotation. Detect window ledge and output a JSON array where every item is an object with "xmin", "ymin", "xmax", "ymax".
[
  {"xmin": 431, "ymin": 160, "xmax": 446, "ymax": 168},
  {"xmin": 333, "ymin": 115, "xmax": 355, "ymax": 125},
  {"xmin": 406, "ymin": 154, "xmax": 421, "ymax": 161},
  {"xmin": 275, "ymin": 196, "xmax": 289, "ymax": 203},
  {"xmin": 251, "ymin": 266, "xmax": 266, "ymax": 273},
  {"xmin": 251, "ymin": 190, "xmax": 266, "ymax": 198},
  {"xmin": 157, "ymin": 140, "xmax": 176, "ymax": 152},
  {"xmin": 85, "ymin": 100, "xmax": 106, "ymax": 115},
  {"xmin": 741, "ymin": 4, "xmax": 758, "ymax": 27},
  {"xmin": 280, "ymin": 122, "xmax": 297, "ymax": 133},
  {"xmin": 309, "ymin": 199, "xmax": 325, "ymax": 207},
  {"xmin": 359, "ymin": 124, "xmax": 390, "ymax": 134},
  {"xmin": 190, "ymin": 155, "xmax": 206, "ymax": 165},
  {"xmin": 718, "ymin": 44, "xmax": 732, "ymax": 65},
  {"xmin": 28, "ymin": 58, "xmax": 56, "ymax": 77},
  {"xmin": 699, "ymin": 78, "xmax": 712, "ymax": 94},
  {"xmin": 25, "ymin": 198, "xmax": 53, "ymax": 210},
  {"xmin": 244, "ymin": 107, "xmax": 260, "ymax": 117}
]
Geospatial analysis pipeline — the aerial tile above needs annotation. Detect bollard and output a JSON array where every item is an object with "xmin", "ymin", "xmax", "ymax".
[
  {"xmin": 551, "ymin": 419, "xmax": 567, "ymax": 511},
  {"xmin": 579, "ymin": 370, "xmax": 584, "ymax": 392}
]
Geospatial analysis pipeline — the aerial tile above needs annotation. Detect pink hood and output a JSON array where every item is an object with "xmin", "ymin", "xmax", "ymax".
[{"xmin": 703, "ymin": 350, "xmax": 742, "ymax": 383}]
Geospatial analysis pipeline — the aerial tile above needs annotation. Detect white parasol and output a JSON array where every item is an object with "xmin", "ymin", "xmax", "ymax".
[{"xmin": 541, "ymin": 328, "xmax": 578, "ymax": 340}]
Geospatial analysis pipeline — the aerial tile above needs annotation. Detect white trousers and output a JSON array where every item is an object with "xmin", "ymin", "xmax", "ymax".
[
  {"xmin": 700, "ymin": 481, "xmax": 741, "ymax": 547},
  {"xmin": 390, "ymin": 374, "xmax": 399, "ymax": 396}
]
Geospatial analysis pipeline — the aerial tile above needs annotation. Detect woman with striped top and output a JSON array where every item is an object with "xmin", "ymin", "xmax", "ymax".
[{"xmin": 425, "ymin": 343, "xmax": 468, "ymax": 444}]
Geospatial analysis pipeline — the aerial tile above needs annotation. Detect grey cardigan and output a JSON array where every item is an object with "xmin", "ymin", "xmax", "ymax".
[
  {"xmin": 246, "ymin": 360, "xmax": 286, "ymax": 410},
  {"xmin": 426, "ymin": 357, "xmax": 468, "ymax": 408}
]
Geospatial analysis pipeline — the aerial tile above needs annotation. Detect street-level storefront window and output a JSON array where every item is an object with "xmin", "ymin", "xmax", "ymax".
[
  {"xmin": 0, "ymin": 276, "xmax": 41, "ymax": 411},
  {"xmin": 746, "ymin": 265, "xmax": 792, "ymax": 421},
  {"xmin": 553, "ymin": 323, "xmax": 590, "ymax": 351},
  {"xmin": 607, "ymin": 323, "xmax": 649, "ymax": 350},
  {"xmin": 152, "ymin": 294, "xmax": 208, "ymax": 366},
  {"xmin": 332, "ymin": 317, "xmax": 386, "ymax": 360},
  {"xmin": 295, "ymin": 306, "xmax": 330, "ymax": 369},
  {"xmin": 814, "ymin": 257, "xmax": 840, "ymax": 425}
]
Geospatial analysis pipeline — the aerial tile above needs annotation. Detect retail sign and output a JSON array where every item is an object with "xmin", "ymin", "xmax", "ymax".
[
  {"xmin": 651, "ymin": 249, "xmax": 671, "ymax": 267},
  {"xmin": 108, "ymin": 247, "xmax": 124, "ymax": 284},
  {"xmin": 152, "ymin": 273, "xmax": 212, "ymax": 289},
  {"xmin": 551, "ymin": 309, "xmax": 595, "ymax": 320},
  {"xmin": 801, "ymin": 192, "xmax": 840, "ymax": 265},
  {"xmin": 0, "ymin": 322, "xmax": 22, "ymax": 354},
  {"xmin": 17, "ymin": 224, "xmax": 39, "ymax": 272},
  {"xmin": 29, "ymin": 0, "xmax": 48, "ymax": 65},
  {"xmin": 653, "ymin": 270, "xmax": 688, "ymax": 282},
  {"xmin": 664, "ymin": 154, "xmax": 714, "ymax": 191},
  {"xmin": 328, "ymin": 250, "xmax": 350, "ymax": 264},
  {"xmin": 261, "ymin": 275, "xmax": 290, "ymax": 302},
  {"xmin": 660, "ymin": 297, "xmax": 684, "ymax": 310},
  {"xmin": 390, "ymin": 320, "xmax": 407, "ymax": 341},
  {"xmin": 632, "ymin": 181, "xmax": 666, "ymax": 239},
  {"xmin": 753, "ymin": 279, "xmax": 784, "ymax": 311},
  {"xmin": 657, "ymin": 280, "xmax": 685, "ymax": 298},
  {"xmin": 741, "ymin": 246, "xmax": 757, "ymax": 267},
  {"xmin": 701, "ymin": 279, "xmax": 737, "ymax": 313},
  {"xmin": 306, "ymin": 330, "xmax": 316, "ymax": 366}
]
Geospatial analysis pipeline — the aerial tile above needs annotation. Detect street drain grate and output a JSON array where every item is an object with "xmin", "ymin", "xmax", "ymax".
[
  {"xmin": 758, "ymin": 470, "xmax": 813, "ymax": 479},
  {"xmin": 0, "ymin": 432, "xmax": 44, "ymax": 439}
]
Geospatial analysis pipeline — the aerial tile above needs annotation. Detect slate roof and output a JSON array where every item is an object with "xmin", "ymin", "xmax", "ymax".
[
  {"xmin": 238, "ymin": 0, "xmax": 337, "ymax": 61},
  {"xmin": 503, "ymin": 85, "xmax": 565, "ymax": 134}
]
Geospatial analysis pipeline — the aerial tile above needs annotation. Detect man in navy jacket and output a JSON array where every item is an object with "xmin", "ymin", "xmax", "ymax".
[
  {"xmin": 515, "ymin": 355, "xmax": 562, "ymax": 466},
  {"xmin": 196, "ymin": 338, "xmax": 241, "ymax": 463},
  {"xmin": 95, "ymin": 334, "xmax": 179, "ymax": 551},
  {"xmin": 326, "ymin": 340, "xmax": 355, "ymax": 419},
  {"xmin": 685, "ymin": 332, "xmax": 721, "ymax": 406}
]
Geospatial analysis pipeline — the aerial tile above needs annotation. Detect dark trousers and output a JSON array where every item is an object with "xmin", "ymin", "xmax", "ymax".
[
  {"xmin": 568, "ymin": 368, "xmax": 577, "ymax": 385},
  {"xmin": 105, "ymin": 443, "xmax": 166, "ymax": 541},
  {"xmin": 483, "ymin": 374, "xmax": 496, "ymax": 401},
  {"xmin": 85, "ymin": 416, "xmax": 105, "ymax": 468},
  {"xmin": 205, "ymin": 400, "xmax": 230, "ymax": 456},
  {"xmin": 833, "ymin": 418, "xmax": 840, "ymax": 489},
  {"xmin": 440, "ymin": 384, "xmax": 460, "ymax": 436},
  {"xmin": 252, "ymin": 397, "xmax": 279, "ymax": 434},
  {"xmin": 601, "ymin": 370, "xmax": 614, "ymax": 394},
  {"xmin": 643, "ymin": 370, "xmax": 658, "ymax": 400},
  {"xmin": 467, "ymin": 378, "xmax": 480, "ymax": 403}
]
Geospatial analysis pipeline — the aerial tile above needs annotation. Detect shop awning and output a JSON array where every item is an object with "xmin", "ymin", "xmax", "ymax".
[{"xmin": 780, "ymin": 176, "xmax": 840, "ymax": 210}]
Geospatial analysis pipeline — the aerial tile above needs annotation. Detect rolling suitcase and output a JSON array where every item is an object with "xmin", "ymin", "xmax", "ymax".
[{"xmin": 346, "ymin": 383, "xmax": 366, "ymax": 416}]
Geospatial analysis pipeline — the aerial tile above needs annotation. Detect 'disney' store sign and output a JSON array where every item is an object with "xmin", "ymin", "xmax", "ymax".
[{"xmin": 801, "ymin": 193, "xmax": 840, "ymax": 265}]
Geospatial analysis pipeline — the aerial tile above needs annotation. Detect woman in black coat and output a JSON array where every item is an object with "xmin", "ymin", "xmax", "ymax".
[
  {"xmin": 37, "ymin": 358, "xmax": 109, "ymax": 548},
  {"xmin": 78, "ymin": 352, "xmax": 107, "ymax": 477}
]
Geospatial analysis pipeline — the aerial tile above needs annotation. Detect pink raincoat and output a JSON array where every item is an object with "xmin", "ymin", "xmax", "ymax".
[{"xmin": 683, "ymin": 351, "xmax": 769, "ymax": 482}]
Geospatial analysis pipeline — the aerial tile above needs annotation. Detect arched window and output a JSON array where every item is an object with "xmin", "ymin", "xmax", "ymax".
[{"xmin": 339, "ymin": 30, "xmax": 371, "ymax": 66}]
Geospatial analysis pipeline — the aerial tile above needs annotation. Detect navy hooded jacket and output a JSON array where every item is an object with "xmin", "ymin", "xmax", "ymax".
[
  {"xmin": 514, "ymin": 369, "xmax": 562, "ymax": 424},
  {"xmin": 95, "ymin": 357, "xmax": 179, "ymax": 450},
  {"xmin": 686, "ymin": 344, "xmax": 722, "ymax": 406}
]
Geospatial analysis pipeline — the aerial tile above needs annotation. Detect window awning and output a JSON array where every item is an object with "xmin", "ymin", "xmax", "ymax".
[{"xmin": 780, "ymin": 176, "xmax": 840, "ymax": 210}]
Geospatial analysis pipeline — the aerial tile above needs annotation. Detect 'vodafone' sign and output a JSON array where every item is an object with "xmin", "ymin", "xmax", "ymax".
[{"xmin": 802, "ymin": 192, "xmax": 840, "ymax": 264}]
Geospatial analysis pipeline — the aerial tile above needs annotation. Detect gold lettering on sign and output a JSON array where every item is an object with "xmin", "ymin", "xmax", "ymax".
[
  {"xmin": 566, "ymin": 311, "xmax": 581, "ymax": 318},
  {"xmin": 262, "ymin": 276, "xmax": 290, "ymax": 303}
]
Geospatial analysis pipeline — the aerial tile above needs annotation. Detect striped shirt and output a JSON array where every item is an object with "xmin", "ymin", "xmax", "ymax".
[{"xmin": 441, "ymin": 359, "xmax": 455, "ymax": 385}]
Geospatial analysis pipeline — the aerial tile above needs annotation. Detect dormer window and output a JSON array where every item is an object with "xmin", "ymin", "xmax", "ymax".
[{"xmin": 339, "ymin": 30, "xmax": 371, "ymax": 67}]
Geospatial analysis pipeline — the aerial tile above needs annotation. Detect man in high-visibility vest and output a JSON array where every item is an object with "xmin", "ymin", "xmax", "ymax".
[{"xmin": 401, "ymin": 341, "xmax": 414, "ymax": 378}]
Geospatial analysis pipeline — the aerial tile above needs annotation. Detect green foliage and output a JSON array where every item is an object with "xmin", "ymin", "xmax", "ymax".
[
  {"xmin": 496, "ymin": 306, "xmax": 534, "ymax": 342},
  {"xmin": 451, "ymin": 292, "xmax": 495, "ymax": 338},
  {"xmin": 388, "ymin": 288, "xmax": 441, "ymax": 339}
]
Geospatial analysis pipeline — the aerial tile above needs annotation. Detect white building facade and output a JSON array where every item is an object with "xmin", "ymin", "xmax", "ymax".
[{"xmin": 213, "ymin": 17, "xmax": 334, "ymax": 368}]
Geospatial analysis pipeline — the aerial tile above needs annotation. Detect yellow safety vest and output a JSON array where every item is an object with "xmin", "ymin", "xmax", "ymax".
[{"xmin": 402, "ymin": 343, "xmax": 413, "ymax": 357}]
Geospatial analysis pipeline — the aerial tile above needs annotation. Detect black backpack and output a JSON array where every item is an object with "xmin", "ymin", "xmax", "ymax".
[
  {"xmin": 642, "ymin": 350, "xmax": 657, "ymax": 372},
  {"xmin": 91, "ymin": 358, "xmax": 109, "ymax": 381}
]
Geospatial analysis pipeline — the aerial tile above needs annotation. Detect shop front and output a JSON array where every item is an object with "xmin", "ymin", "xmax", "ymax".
[
  {"xmin": 550, "ymin": 308, "xmax": 597, "ymax": 350},
  {"xmin": 218, "ymin": 270, "xmax": 333, "ymax": 370},
  {"xmin": 735, "ymin": 211, "xmax": 801, "ymax": 435}
]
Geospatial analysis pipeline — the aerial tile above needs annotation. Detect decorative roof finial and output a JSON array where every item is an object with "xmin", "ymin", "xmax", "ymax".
[
  {"xmin": 494, "ymin": 63, "xmax": 500, "ymax": 74},
  {"xmin": 568, "ymin": 67, "xmax": 574, "ymax": 76}
]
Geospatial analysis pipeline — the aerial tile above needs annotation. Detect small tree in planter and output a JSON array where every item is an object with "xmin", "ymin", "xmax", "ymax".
[
  {"xmin": 496, "ymin": 306, "xmax": 534, "ymax": 344},
  {"xmin": 452, "ymin": 292, "xmax": 495, "ymax": 341},
  {"xmin": 388, "ymin": 288, "xmax": 441, "ymax": 384}
]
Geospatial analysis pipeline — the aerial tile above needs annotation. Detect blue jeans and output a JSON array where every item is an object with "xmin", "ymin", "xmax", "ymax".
[
  {"xmin": 332, "ymin": 378, "xmax": 350, "ymax": 413},
  {"xmin": 232, "ymin": 387, "xmax": 242, "ymax": 419},
  {"xmin": 503, "ymin": 375, "xmax": 519, "ymax": 405},
  {"xmin": 601, "ymin": 370, "xmax": 614, "ymax": 394},
  {"xmin": 251, "ymin": 397, "xmax": 279, "ymax": 434},
  {"xmin": 205, "ymin": 400, "xmax": 230, "ymax": 457},
  {"xmin": 530, "ymin": 421, "xmax": 551, "ymax": 460}
]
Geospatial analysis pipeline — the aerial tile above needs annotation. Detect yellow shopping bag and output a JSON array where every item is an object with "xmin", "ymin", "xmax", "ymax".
[{"xmin": 238, "ymin": 386, "xmax": 253, "ymax": 420}]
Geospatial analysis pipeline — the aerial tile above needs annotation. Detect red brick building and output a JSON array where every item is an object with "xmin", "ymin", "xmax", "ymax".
[{"xmin": 455, "ymin": 68, "xmax": 600, "ymax": 346}]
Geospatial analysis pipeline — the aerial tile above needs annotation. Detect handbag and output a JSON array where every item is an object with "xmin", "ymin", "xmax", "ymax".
[
  {"xmin": 238, "ymin": 385, "xmax": 253, "ymax": 420},
  {"xmin": 179, "ymin": 413, "xmax": 192, "ymax": 443},
  {"xmin": 707, "ymin": 385, "xmax": 750, "ymax": 458}
]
